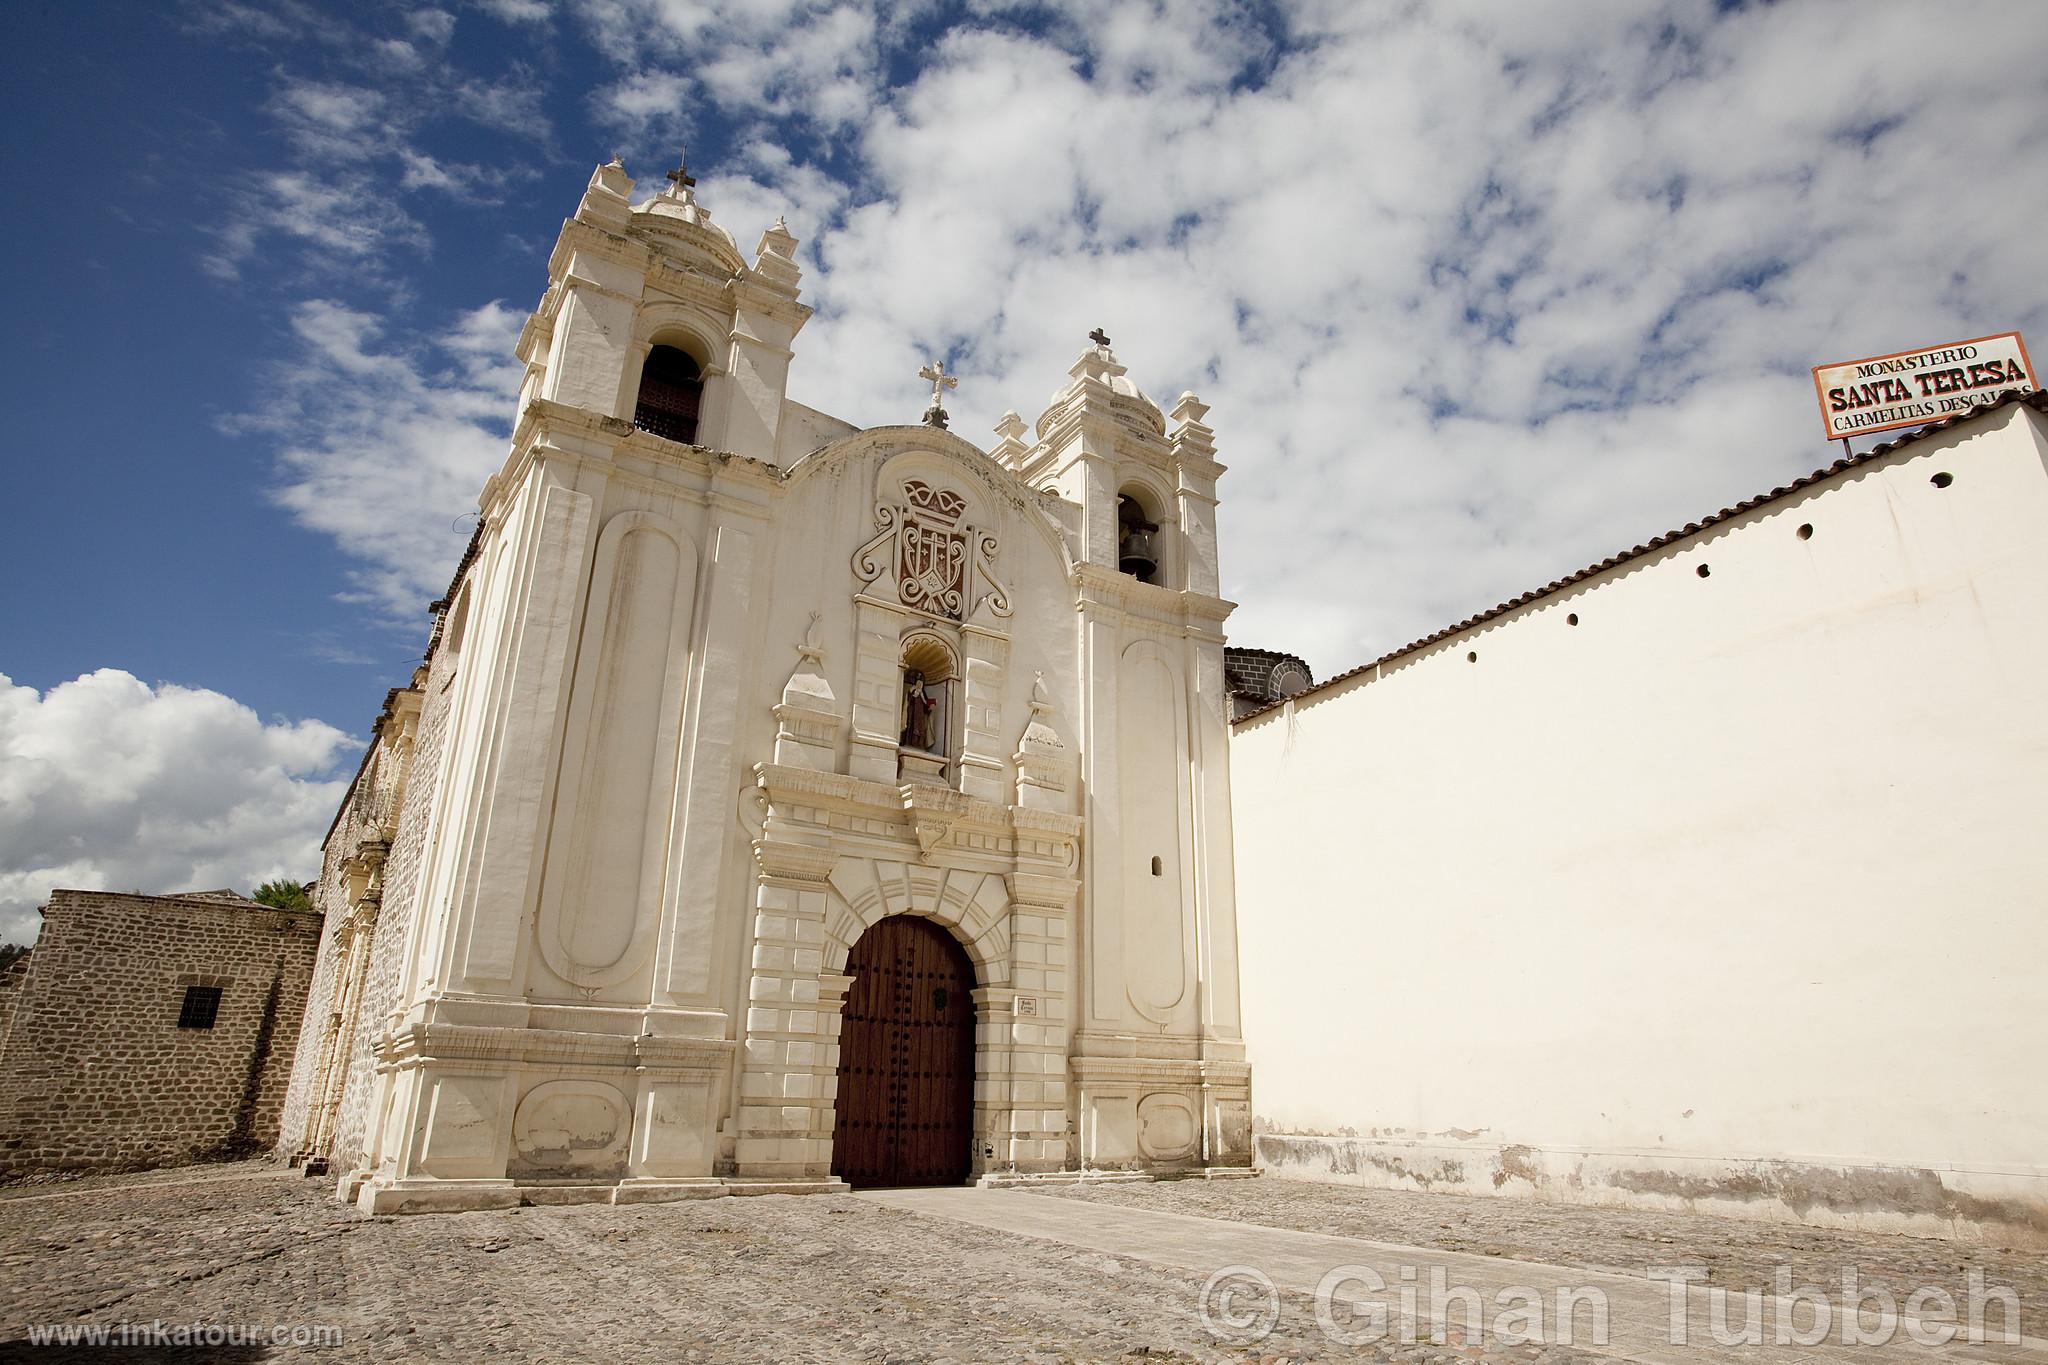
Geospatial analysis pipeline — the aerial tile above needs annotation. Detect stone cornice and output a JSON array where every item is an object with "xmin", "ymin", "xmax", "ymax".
[
  {"xmin": 1006, "ymin": 871, "xmax": 1081, "ymax": 910},
  {"xmin": 1069, "ymin": 1055, "xmax": 1254, "ymax": 1086},
  {"xmin": 1072, "ymin": 564, "xmax": 1235, "ymax": 625},
  {"xmin": 548, "ymin": 219, "xmax": 648, "ymax": 286},
  {"xmin": 505, "ymin": 399, "xmax": 784, "ymax": 497},
  {"xmin": 754, "ymin": 763, "xmax": 1082, "ymax": 857},
  {"xmin": 730, "ymin": 277, "xmax": 814, "ymax": 331},
  {"xmin": 642, "ymin": 261, "xmax": 734, "ymax": 315},
  {"xmin": 751, "ymin": 836, "xmax": 839, "ymax": 883},
  {"xmin": 379, "ymin": 1021, "xmax": 733, "ymax": 1072}
]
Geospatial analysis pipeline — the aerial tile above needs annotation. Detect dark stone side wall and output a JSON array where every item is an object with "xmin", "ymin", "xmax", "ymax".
[{"xmin": 0, "ymin": 891, "xmax": 323, "ymax": 1179}]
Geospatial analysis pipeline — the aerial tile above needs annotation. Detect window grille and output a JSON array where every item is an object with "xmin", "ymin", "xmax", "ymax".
[{"xmin": 177, "ymin": 985, "xmax": 223, "ymax": 1030}]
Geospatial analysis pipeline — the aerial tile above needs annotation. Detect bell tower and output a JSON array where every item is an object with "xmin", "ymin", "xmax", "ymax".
[
  {"xmin": 1011, "ymin": 331, "xmax": 1251, "ymax": 1173},
  {"xmin": 513, "ymin": 153, "xmax": 810, "ymax": 463}
]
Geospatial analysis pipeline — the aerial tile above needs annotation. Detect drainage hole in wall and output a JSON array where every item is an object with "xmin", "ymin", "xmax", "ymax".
[
  {"xmin": 1696, "ymin": 564, "xmax": 1711, "ymax": 578},
  {"xmin": 1932, "ymin": 471, "xmax": 1954, "ymax": 488},
  {"xmin": 1150, "ymin": 856, "xmax": 1163, "ymax": 877},
  {"xmin": 1566, "ymin": 612, "xmax": 1579, "ymax": 626},
  {"xmin": 1466, "ymin": 650, "xmax": 1478, "ymax": 662},
  {"xmin": 1797, "ymin": 523, "xmax": 1813, "ymax": 540}
]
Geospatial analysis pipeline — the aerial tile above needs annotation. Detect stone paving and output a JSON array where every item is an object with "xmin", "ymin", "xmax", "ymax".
[
  {"xmin": 1041, "ymin": 1178, "xmax": 2048, "ymax": 1340},
  {"xmin": 0, "ymin": 1163, "xmax": 1595, "ymax": 1363},
  {"xmin": 0, "ymin": 1162, "xmax": 2040, "ymax": 1363}
]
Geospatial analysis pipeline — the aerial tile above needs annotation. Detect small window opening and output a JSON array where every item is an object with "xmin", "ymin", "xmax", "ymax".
[
  {"xmin": 1797, "ymin": 523, "xmax": 1814, "ymax": 541},
  {"xmin": 1566, "ymin": 612, "xmax": 1579, "ymax": 626},
  {"xmin": 177, "ymin": 985, "xmax": 223, "ymax": 1030},
  {"xmin": 1931, "ymin": 471, "xmax": 1954, "ymax": 489},
  {"xmin": 1150, "ymin": 856, "xmax": 1163, "ymax": 877},
  {"xmin": 633, "ymin": 344, "xmax": 703, "ymax": 445},
  {"xmin": 1117, "ymin": 493, "xmax": 1160, "ymax": 584},
  {"xmin": 1696, "ymin": 564, "xmax": 1711, "ymax": 578}
]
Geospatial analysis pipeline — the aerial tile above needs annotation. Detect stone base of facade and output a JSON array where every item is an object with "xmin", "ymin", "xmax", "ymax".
[
  {"xmin": 344, "ymin": 1171, "xmax": 856, "ymax": 1215},
  {"xmin": 338, "ymin": 1165, "xmax": 1261, "ymax": 1212}
]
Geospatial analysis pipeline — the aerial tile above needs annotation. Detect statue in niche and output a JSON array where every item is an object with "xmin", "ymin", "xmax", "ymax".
[{"xmin": 900, "ymin": 670, "xmax": 941, "ymax": 752}]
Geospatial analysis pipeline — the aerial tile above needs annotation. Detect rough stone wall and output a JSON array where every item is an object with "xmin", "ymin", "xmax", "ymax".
[
  {"xmin": 330, "ymin": 654, "xmax": 453, "ymax": 1173},
  {"xmin": 278, "ymin": 644, "xmax": 456, "ymax": 1177},
  {"xmin": 0, "ymin": 892, "xmax": 323, "ymax": 1178},
  {"xmin": 0, "ymin": 954, "xmax": 29, "ymax": 1052},
  {"xmin": 272, "ymin": 830, "xmax": 352, "ymax": 1161}
]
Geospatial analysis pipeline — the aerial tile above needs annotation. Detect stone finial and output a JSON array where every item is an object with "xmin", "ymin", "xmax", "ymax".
[
  {"xmin": 991, "ymin": 409, "xmax": 1032, "ymax": 471},
  {"xmin": 1170, "ymin": 390, "xmax": 1216, "ymax": 461},
  {"xmin": 1014, "ymin": 671, "xmax": 1072, "ymax": 812},
  {"xmin": 753, "ymin": 215, "xmax": 802, "ymax": 290},
  {"xmin": 773, "ymin": 612, "xmax": 840, "ymax": 771},
  {"xmin": 580, "ymin": 158, "xmax": 634, "ymax": 229}
]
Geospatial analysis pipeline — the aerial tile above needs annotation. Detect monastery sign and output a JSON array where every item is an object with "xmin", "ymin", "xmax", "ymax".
[{"xmin": 1812, "ymin": 331, "xmax": 2033, "ymax": 440}]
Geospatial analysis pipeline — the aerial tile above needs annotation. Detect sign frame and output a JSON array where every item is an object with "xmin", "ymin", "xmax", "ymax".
[{"xmin": 1809, "ymin": 331, "xmax": 2034, "ymax": 443}]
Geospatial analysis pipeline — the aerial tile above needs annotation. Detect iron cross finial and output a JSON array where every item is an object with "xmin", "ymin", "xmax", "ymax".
[
  {"xmin": 1088, "ymin": 326, "xmax": 1111, "ymax": 349},
  {"xmin": 666, "ymin": 148, "xmax": 696, "ymax": 194}
]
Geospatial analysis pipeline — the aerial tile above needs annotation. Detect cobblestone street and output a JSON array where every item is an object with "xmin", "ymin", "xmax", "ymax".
[
  {"xmin": 1042, "ymin": 1178, "xmax": 2048, "ymax": 1340},
  {"xmin": 0, "ymin": 1164, "xmax": 2040, "ymax": 1362}
]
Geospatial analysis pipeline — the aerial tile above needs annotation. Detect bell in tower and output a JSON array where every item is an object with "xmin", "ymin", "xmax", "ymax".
[{"xmin": 1117, "ymin": 493, "xmax": 1160, "ymax": 584}]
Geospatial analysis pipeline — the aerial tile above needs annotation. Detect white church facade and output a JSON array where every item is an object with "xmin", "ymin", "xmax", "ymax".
[
  {"xmin": 278, "ymin": 155, "xmax": 2044, "ymax": 1243},
  {"xmin": 277, "ymin": 159, "xmax": 1253, "ymax": 1212}
]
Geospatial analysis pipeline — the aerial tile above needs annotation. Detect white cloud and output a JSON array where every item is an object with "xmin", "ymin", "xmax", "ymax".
[
  {"xmin": 473, "ymin": 0, "xmax": 551, "ymax": 22},
  {"xmin": 665, "ymin": 0, "xmax": 2048, "ymax": 676},
  {"xmin": 198, "ymin": 1, "xmax": 2048, "ymax": 687},
  {"xmin": 581, "ymin": 0, "xmax": 887, "ymax": 151},
  {"xmin": 236, "ymin": 299, "xmax": 525, "ymax": 618},
  {"xmin": 399, "ymin": 149, "xmax": 493, "ymax": 195},
  {"xmin": 0, "ymin": 671, "xmax": 356, "ymax": 945}
]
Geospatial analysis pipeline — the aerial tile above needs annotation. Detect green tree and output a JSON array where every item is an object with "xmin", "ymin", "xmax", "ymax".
[
  {"xmin": 252, "ymin": 879, "xmax": 314, "ymax": 912},
  {"xmin": 0, "ymin": 943, "xmax": 28, "ymax": 974}
]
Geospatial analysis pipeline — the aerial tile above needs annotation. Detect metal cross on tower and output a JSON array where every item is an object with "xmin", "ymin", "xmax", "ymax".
[
  {"xmin": 1088, "ymin": 327, "xmax": 1111, "ymax": 348},
  {"xmin": 666, "ymin": 149, "xmax": 696, "ymax": 194},
  {"xmin": 919, "ymin": 359, "xmax": 958, "ymax": 429}
]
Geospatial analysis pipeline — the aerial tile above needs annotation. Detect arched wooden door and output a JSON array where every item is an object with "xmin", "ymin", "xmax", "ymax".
[{"xmin": 832, "ymin": 915, "xmax": 977, "ymax": 1187}]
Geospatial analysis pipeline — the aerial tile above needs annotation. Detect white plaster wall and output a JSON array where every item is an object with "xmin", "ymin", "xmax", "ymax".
[{"xmin": 1230, "ymin": 405, "xmax": 2048, "ymax": 1239}]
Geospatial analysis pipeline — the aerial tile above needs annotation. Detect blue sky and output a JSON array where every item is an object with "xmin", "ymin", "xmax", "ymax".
[{"xmin": 3, "ymin": 0, "xmax": 2045, "ymax": 940}]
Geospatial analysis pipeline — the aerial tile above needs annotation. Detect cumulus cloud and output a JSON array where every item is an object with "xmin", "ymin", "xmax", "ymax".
[
  {"xmin": 0, "ymin": 671, "xmax": 356, "ymax": 945},
  {"xmin": 583, "ymin": 0, "xmax": 887, "ymax": 147},
  {"xmin": 234, "ymin": 298, "xmax": 525, "ymax": 619},
  {"xmin": 204, "ymin": 0, "xmax": 2048, "ymax": 681},
  {"xmin": 646, "ymin": 0, "xmax": 2048, "ymax": 673}
]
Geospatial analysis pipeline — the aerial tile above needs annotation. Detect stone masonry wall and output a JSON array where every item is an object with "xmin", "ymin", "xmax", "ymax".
[
  {"xmin": 277, "ymin": 640, "xmax": 457, "ymax": 1175},
  {"xmin": 331, "ymin": 652, "xmax": 452, "ymax": 1173},
  {"xmin": 0, "ymin": 891, "xmax": 323, "ymax": 1179}
]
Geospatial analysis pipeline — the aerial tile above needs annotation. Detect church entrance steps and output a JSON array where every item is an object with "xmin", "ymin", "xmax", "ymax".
[{"xmin": 858, "ymin": 1186, "xmax": 2048, "ymax": 1363}]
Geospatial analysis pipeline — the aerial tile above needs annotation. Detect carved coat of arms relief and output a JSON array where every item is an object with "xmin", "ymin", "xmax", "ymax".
[{"xmin": 854, "ymin": 478, "xmax": 1012, "ymax": 621}]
